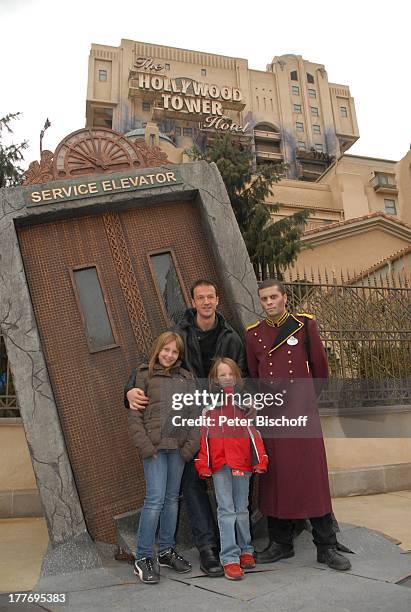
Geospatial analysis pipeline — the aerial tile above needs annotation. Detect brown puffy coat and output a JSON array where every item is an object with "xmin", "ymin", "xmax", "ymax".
[{"xmin": 127, "ymin": 362, "xmax": 200, "ymax": 461}]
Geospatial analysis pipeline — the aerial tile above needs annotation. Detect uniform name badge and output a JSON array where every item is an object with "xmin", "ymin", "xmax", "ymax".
[{"xmin": 287, "ymin": 335, "xmax": 298, "ymax": 346}]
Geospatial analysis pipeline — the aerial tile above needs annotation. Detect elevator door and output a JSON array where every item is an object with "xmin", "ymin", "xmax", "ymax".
[{"xmin": 18, "ymin": 198, "xmax": 231, "ymax": 542}]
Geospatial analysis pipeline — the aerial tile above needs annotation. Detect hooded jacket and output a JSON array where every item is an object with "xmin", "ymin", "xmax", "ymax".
[
  {"xmin": 194, "ymin": 387, "xmax": 268, "ymax": 477},
  {"xmin": 127, "ymin": 362, "xmax": 199, "ymax": 461}
]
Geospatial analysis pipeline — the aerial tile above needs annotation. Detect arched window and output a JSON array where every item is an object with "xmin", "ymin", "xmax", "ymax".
[
  {"xmin": 307, "ymin": 73, "xmax": 314, "ymax": 84},
  {"xmin": 253, "ymin": 122, "xmax": 280, "ymax": 134},
  {"xmin": 290, "ymin": 70, "xmax": 298, "ymax": 81}
]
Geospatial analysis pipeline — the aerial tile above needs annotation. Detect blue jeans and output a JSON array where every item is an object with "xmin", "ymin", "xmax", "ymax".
[
  {"xmin": 212, "ymin": 465, "xmax": 254, "ymax": 565},
  {"xmin": 136, "ymin": 449, "xmax": 185, "ymax": 559}
]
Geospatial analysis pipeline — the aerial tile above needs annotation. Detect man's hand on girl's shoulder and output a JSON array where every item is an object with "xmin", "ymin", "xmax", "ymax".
[{"xmin": 127, "ymin": 387, "xmax": 149, "ymax": 410}]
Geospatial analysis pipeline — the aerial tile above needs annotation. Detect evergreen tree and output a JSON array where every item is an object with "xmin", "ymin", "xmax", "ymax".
[
  {"xmin": 188, "ymin": 133, "xmax": 310, "ymax": 279},
  {"xmin": 0, "ymin": 112, "xmax": 28, "ymax": 188}
]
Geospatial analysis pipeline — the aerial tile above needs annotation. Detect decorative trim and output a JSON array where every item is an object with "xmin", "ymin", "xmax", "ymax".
[
  {"xmin": 102, "ymin": 212, "xmax": 153, "ymax": 356},
  {"xmin": 23, "ymin": 127, "xmax": 171, "ymax": 186}
]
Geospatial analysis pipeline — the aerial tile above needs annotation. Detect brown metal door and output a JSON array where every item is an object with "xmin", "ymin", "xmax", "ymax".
[{"xmin": 17, "ymin": 198, "xmax": 230, "ymax": 542}]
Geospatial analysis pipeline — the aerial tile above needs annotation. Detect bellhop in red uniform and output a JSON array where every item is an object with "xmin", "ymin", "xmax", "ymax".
[
  {"xmin": 246, "ymin": 311, "xmax": 331, "ymax": 519},
  {"xmin": 245, "ymin": 280, "xmax": 351, "ymax": 571}
]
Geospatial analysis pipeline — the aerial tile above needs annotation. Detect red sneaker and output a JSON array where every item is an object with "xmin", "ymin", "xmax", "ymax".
[
  {"xmin": 240, "ymin": 553, "xmax": 256, "ymax": 569},
  {"xmin": 223, "ymin": 563, "xmax": 244, "ymax": 580}
]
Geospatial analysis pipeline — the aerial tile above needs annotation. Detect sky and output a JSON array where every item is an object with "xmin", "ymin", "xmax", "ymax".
[{"xmin": 1, "ymin": 0, "xmax": 409, "ymax": 167}]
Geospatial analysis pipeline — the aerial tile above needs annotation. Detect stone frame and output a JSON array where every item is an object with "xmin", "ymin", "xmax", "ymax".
[{"xmin": 0, "ymin": 161, "xmax": 260, "ymax": 563}]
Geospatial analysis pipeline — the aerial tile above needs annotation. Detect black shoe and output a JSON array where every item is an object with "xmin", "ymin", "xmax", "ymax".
[
  {"xmin": 158, "ymin": 547, "xmax": 192, "ymax": 573},
  {"xmin": 255, "ymin": 542, "xmax": 295, "ymax": 564},
  {"xmin": 199, "ymin": 547, "xmax": 224, "ymax": 577},
  {"xmin": 317, "ymin": 547, "xmax": 352, "ymax": 571},
  {"xmin": 134, "ymin": 557, "xmax": 160, "ymax": 583}
]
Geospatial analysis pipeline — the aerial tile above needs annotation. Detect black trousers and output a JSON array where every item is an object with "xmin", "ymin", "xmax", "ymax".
[
  {"xmin": 268, "ymin": 513, "xmax": 337, "ymax": 552},
  {"xmin": 181, "ymin": 457, "xmax": 218, "ymax": 551}
]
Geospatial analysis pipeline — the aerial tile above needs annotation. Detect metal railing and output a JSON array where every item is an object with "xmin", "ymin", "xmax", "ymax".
[
  {"xmin": 261, "ymin": 268, "xmax": 411, "ymax": 409},
  {"xmin": 0, "ymin": 335, "xmax": 19, "ymax": 417}
]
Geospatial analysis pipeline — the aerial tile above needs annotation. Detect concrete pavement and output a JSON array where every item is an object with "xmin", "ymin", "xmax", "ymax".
[{"xmin": 1, "ymin": 493, "xmax": 410, "ymax": 611}]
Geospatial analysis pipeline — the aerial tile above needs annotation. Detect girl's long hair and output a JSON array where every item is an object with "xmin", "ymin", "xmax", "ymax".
[
  {"xmin": 148, "ymin": 331, "xmax": 184, "ymax": 376},
  {"xmin": 208, "ymin": 357, "xmax": 243, "ymax": 389}
]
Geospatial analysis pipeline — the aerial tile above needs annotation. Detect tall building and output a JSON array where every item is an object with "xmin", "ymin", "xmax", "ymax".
[
  {"xmin": 85, "ymin": 39, "xmax": 410, "ymax": 278},
  {"xmin": 86, "ymin": 40, "xmax": 359, "ymax": 181}
]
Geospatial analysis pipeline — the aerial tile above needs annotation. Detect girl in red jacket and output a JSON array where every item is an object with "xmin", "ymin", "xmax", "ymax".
[{"xmin": 195, "ymin": 357, "xmax": 268, "ymax": 580}]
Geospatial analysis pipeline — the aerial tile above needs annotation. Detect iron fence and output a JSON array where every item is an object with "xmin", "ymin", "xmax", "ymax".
[
  {"xmin": 280, "ymin": 268, "xmax": 410, "ymax": 409},
  {"xmin": 0, "ymin": 335, "xmax": 19, "ymax": 417}
]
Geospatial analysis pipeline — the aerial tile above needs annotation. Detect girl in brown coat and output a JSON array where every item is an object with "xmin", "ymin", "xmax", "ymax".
[{"xmin": 128, "ymin": 332, "xmax": 199, "ymax": 584}]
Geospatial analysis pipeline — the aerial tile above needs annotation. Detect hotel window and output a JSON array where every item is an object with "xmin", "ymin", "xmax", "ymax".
[
  {"xmin": 142, "ymin": 101, "xmax": 151, "ymax": 112},
  {"xmin": 290, "ymin": 70, "xmax": 298, "ymax": 81},
  {"xmin": 183, "ymin": 127, "xmax": 193, "ymax": 136},
  {"xmin": 92, "ymin": 107, "xmax": 113, "ymax": 129},
  {"xmin": 293, "ymin": 104, "xmax": 302, "ymax": 113},
  {"xmin": 71, "ymin": 266, "xmax": 117, "ymax": 353},
  {"xmin": 311, "ymin": 107, "xmax": 319, "ymax": 116},
  {"xmin": 308, "ymin": 89, "xmax": 316, "ymax": 98},
  {"xmin": 384, "ymin": 199, "xmax": 397, "ymax": 215},
  {"xmin": 149, "ymin": 252, "xmax": 188, "ymax": 326},
  {"xmin": 298, "ymin": 141, "xmax": 306, "ymax": 150},
  {"xmin": 201, "ymin": 68, "xmax": 207, "ymax": 76},
  {"xmin": 313, "ymin": 124, "xmax": 321, "ymax": 134},
  {"xmin": 378, "ymin": 173, "xmax": 389, "ymax": 185},
  {"xmin": 340, "ymin": 106, "xmax": 348, "ymax": 117},
  {"xmin": 315, "ymin": 143, "xmax": 323, "ymax": 152},
  {"xmin": 175, "ymin": 126, "xmax": 181, "ymax": 136},
  {"xmin": 292, "ymin": 85, "xmax": 300, "ymax": 95},
  {"xmin": 98, "ymin": 69, "xmax": 107, "ymax": 82},
  {"xmin": 307, "ymin": 73, "xmax": 314, "ymax": 84},
  {"xmin": 165, "ymin": 63, "xmax": 170, "ymax": 70},
  {"xmin": 296, "ymin": 122, "xmax": 304, "ymax": 132}
]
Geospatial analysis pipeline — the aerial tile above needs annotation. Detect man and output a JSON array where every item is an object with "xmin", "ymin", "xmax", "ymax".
[
  {"xmin": 245, "ymin": 278, "xmax": 351, "ymax": 571},
  {"xmin": 125, "ymin": 279, "xmax": 247, "ymax": 576}
]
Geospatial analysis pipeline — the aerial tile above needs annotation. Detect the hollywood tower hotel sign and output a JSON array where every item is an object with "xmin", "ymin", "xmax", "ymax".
[{"xmin": 131, "ymin": 56, "xmax": 250, "ymax": 134}]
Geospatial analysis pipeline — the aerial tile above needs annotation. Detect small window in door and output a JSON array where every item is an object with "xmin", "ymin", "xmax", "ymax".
[
  {"xmin": 71, "ymin": 266, "xmax": 118, "ymax": 352},
  {"xmin": 149, "ymin": 252, "xmax": 188, "ymax": 326}
]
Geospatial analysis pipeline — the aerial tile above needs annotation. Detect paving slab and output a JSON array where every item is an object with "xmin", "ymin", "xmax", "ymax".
[
  {"xmin": 51, "ymin": 578, "xmax": 249, "ymax": 612},
  {"xmin": 250, "ymin": 569, "xmax": 411, "ymax": 612},
  {"xmin": 254, "ymin": 526, "xmax": 411, "ymax": 584},
  {"xmin": 34, "ymin": 567, "xmax": 127, "ymax": 595},
  {"xmin": 333, "ymin": 493, "xmax": 411, "ymax": 550}
]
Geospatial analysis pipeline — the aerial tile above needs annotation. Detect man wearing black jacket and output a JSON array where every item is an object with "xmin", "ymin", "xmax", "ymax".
[{"xmin": 124, "ymin": 279, "xmax": 247, "ymax": 577}]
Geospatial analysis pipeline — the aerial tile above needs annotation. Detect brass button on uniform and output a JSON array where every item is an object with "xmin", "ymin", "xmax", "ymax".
[
  {"xmin": 287, "ymin": 350, "xmax": 291, "ymax": 355},
  {"xmin": 254, "ymin": 332, "xmax": 258, "ymax": 336},
  {"xmin": 269, "ymin": 362, "xmax": 273, "ymax": 366},
  {"xmin": 289, "ymin": 370, "xmax": 293, "ymax": 374},
  {"xmin": 290, "ymin": 379, "xmax": 294, "ymax": 383},
  {"xmin": 288, "ymin": 360, "xmax": 292, "ymax": 364},
  {"xmin": 263, "ymin": 345, "xmax": 267, "ymax": 349},
  {"xmin": 259, "ymin": 339, "xmax": 262, "ymax": 343},
  {"xmin": 270, "ymin": 372, "xmax": 273, "ymax": 376}
]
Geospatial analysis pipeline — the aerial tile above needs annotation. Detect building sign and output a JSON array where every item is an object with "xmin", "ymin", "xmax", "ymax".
[
  {"xmin": 200, "ymin": 115, "xmax": 250, "ymax": 134},
  {"xmin": 135, "ymin": 56, "xmax": 164, "ymax": 71},
  {"xmin": 24, "ymin": 169, "xmax": 182, "ymax": 207},
  {"xmin": 137, "ymin": 73, "xmax": 242, "ymax": 117},
  {"xmin": 132, "ymin": 58, "xmax": 250, "ymax": 133}
]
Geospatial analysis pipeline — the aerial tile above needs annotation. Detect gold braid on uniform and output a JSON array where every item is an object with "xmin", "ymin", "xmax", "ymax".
[{"xmin": 266, "ymin": 310, "xmax": 289, "ymax": 328}]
